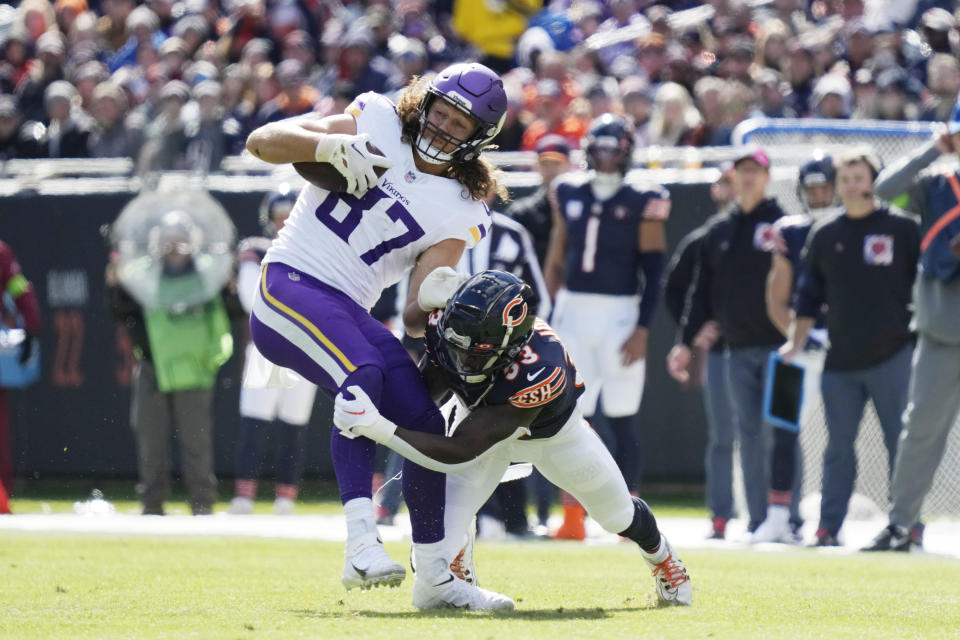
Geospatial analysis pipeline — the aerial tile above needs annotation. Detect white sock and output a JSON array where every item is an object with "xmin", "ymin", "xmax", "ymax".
[
  {"xmin": 412, "ymin": 540, "xmax": 451, "ymax": 580},
  {"xmin": 344, "ymin": 497, "xmax": 377, "ymax": 545},
  {"xmin": 641, "ymin": 534, "xmax": 670, "ymax": 564}
]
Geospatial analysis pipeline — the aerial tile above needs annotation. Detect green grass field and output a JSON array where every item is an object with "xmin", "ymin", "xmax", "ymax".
[{"xmin": 3, "ymin": 526, "xmax": 958, "ymax": 640}]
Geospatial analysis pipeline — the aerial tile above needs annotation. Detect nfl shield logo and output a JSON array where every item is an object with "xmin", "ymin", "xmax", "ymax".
[
  {"xmin": 404, "ymin": 170, "xmax": 416, "ymax": 183},
  {"xmin": 864, "ymin": 234, "xmax": 893, "ymax": 265},
  {"xmin": 566, "ymin": 200, "xmax": 583, "ymax": 220},
  {"xmin": 614, "ymin": 206, "xmax": 628, "ymax": 220}
]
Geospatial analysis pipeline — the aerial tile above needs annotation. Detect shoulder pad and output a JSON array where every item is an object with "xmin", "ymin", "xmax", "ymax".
[{"xmin": 345, "ymin": 91, "xmax": 397, "ymax": 118}]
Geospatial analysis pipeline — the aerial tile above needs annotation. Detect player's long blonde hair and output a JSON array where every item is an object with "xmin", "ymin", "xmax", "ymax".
[{"xmin": 396, "ymin": 75, "xmax": 508, "ymax": 202}]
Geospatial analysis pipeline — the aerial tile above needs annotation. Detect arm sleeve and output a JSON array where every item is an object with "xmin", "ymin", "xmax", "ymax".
[{"xmin": 874, "ymin": 140, "xmax": 940, "ymax": 213}]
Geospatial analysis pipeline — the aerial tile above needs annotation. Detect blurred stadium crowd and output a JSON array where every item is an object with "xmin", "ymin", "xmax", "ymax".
[{"xmin": 1, "ymin": 0, "xmax": 960, "ymax": 172}]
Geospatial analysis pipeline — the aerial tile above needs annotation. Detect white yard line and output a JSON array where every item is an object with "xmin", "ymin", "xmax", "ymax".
[{"xmin": 1, "ymin": 512, "xmax": 957, "ymax": 559}]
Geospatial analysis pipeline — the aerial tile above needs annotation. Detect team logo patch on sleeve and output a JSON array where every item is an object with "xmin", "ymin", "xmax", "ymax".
[
  {"xmin": 345, "ymin": 97, "xmax": 365, "ymax": 117},
  {"xmin": 509, "ymin": 367, "xmax": 566, "ymax": 408},
  {"xmin": 753, "ymin": 222, "xmax": 777, "ymax": 251},
  {"xmin": 864, "ymin": 234, "xmax": 893, "ymax": 265}
]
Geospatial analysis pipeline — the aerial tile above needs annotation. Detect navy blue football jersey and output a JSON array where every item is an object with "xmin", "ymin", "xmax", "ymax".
[
  {"xmin": 771, "ymin": 214, "xmax": 813, "ymax": 280},
  {"xmin": 555, "ymin": 172, "xmax": 670, "ymax": 295},
  {"xmin": 425, "ymin": 316, "xmax": 585, "ymax": 440}
]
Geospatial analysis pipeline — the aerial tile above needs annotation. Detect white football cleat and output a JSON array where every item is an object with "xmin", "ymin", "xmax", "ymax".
[
  {"xmin": 228, "ymin": 496, "xmax": 254, "ymax": 515},
  {"xmin": 273, "ymin": 497, "xmax": 295, "ymax": 516},
  {"xmin": 342, "ymin": 534, "xmax": 406, "ymax": 591},
  {"xmin": 449, "ymin": 517, "xmax": 478, "ymax": 586},
  {"xmin": 412, "ymin": 572, "xmax": 514, "ymax": 611},
  {"xmin": 644, "ymin": 536, "xmax": 692, "ymax": 606}
]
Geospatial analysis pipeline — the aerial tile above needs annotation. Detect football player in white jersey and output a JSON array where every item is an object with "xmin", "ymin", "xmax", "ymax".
[{"xmin": 244, "ymin": 63, "xmax": 516, "ymax": 610}]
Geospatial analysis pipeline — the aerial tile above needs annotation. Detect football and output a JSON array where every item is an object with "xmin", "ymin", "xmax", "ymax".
[{"xmin": 293, "ymin": 141, "xmax": 389, "ymax": 192}]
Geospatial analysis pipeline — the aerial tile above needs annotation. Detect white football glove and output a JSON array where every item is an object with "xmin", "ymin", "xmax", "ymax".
[
  {"xmin": 314, "ymin": 133, "xmax": 392, "ymax": 196},
  {"xmin": 333, "ymin": 385, "xmax": 397, "ymax": 443},
  {"xmin": 417, "ymin": 266, "xmax": 470, "ymax": 312}
]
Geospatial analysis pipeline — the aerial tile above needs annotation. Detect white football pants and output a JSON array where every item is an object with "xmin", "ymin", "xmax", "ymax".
[
  {"xmin": 552, "ymin": 290, "xmax": 645, "ymax": 418},
  {"xmin": 240, "ymin": 343, "xmax": 318, "ymax": 425},
  {"xmin": 438, "ymin": 408, "xmax": 635, "ymax": 561}
]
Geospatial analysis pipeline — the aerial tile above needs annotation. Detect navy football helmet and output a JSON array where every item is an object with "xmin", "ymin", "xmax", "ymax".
[
  {"xmin": 433, "ymin": 271, "xmax": 537, "ymax": 383},
  {"xmin": 796, "ymin": 154, "xmax": 836, "ymax": 212},
  {"xmin": 259, "ymin": 183, "xmax": 297, "ymax": 238},
  {"xmin": 584, "ymin": 113, "xmax": 635, "ymax": 174}
]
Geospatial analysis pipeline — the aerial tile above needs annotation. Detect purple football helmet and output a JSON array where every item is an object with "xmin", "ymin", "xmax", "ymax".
[{"xmin": 416, "ymin": 62, "xmax": 508, "ymax": 164}]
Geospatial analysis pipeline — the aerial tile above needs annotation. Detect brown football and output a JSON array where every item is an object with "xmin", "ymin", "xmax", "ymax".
[{"xmin": 293, "ymin": 141, "xmax": 389, "ymax": 192}]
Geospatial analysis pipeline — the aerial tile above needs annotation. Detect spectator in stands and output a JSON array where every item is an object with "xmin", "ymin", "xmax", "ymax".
[
  {"xmin": 157, "ymin": 36, "xmax": 189, "ymax": 80},
  {"xmin": 811, "ymin": 73, "xmax": 852, "ymax": 119},
  {"xmin": 450, "ymin": 0, "xmax": 538, "ymax": 73},
  {"xmin": 864, "ymin": 115, "xmax": 960, "ymax": 553},
  {"xmin": 752, "ymin": 68, "xmax": 796, "ymax": 118},
  {"xmin": 636, "ymin": 33, "xmax": 670, "ymax": 85},
  {"xmin": 784, "ymin": 40, "xmax": 816, "ymax": 116},
  {"xmin": 98, "ymin": 0, "xmax": 136, "ymax": 55},
  {"xmin": 0, "ymin": 95, "xmax": 44, "ymax": 160},
  {"xmin": 42, "ymin": 80, "xmax": 92, "ymax": 158},
  {"xmin": 216, "ymin": 0, "xmax": 271, "ymax": 64},
  {"xmin": 88, "ymin": 80, "xmax": 134, "ymax": 158},
  {"xmin": 136, "ymin": 78, "xmax": 187, "ymax": 172},
  {"xmin": 1, "ymin": 28, "xmax": 32, "ymax": 93},
  {"xmin": 671, "ymin": 146, "xmax": 789, "ymax": 533},
  {"xmin": 921, "ymin": 54, "xmax": 960, "ymax": 122},
  {"xmin": 16, "ymin": 30, "xmax": 68, "ymax": 123},
  {"xmin": 620, "ymin": 76, "xmax": 652, "ymax": 147},
  {"xmin": 520, "ymin": 78, "xmax": 588, "ymax": 151},
  {"xmin": 648, "ymin": 81, "xmax": 701, "ymax": 147},
  {"xmin": 678, "ymin": 77, "xmax": 723, "ymax": 147},
  {"xmin": 338, "ymin": 26, "xmax": 392, "ymax": 95},
  {"xmin": 255, "ymin": 59, "xmax": 318, "ymax": 126},
  {"xmin": 783, "ymin": 150, "xmax": 919, "ymax": 547},
  {"xmin": 183, "ymin": 80, "xmax": 234, "ymax": 172},
  {"xmin": 54, "ymin": 0, "xmax": 87, "ymax": 36},
  {"xmin": 752, "ymin": 19, "xmax": 790, "ymax": 73},
  {"xmin": 72, "ymin": 61, "xmax": 109, "ymax": 111},
  {"xmin": 875, "ymin": 67, "xmax": 919, "ymax": 121},
  {"xmin": 840, "ymin": 19, "xmax": 874, "ymax": 74},
  {"xmin": 851, "ymin": 68, "xmax": 878, "ymax": 119}
]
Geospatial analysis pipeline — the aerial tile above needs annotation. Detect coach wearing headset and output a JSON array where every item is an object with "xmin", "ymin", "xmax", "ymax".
[{"xmin": 780, "ymin": 150, "xmax": 920, "ymax": 547}]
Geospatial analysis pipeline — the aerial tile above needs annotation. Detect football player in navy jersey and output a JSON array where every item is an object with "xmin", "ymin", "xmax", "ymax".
[
  {"xmin": 333, "ymin": 271, "xmax": 692, "ymax": 607},
  {"xmin": 543, "ymin": 114, "xmax": 669, "ymax": 527},
  {"xmin": 751, "ymin": 155, "xmax": 835, "ymax": 544}
]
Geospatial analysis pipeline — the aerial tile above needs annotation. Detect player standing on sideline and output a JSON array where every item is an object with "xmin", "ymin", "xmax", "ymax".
[
  {"xmin": 544, "ymin": 114, "xmax": 669, "ymax": 535},
  {"xmin": 863, "ymin": 111, "xmax": 960, "ymax": 552},
  {"xmin": 751, "ymin": 155, "xmax": 836, "ymax": 544},
  {"xmin": 669, "ymin": 147, "xmax": 788, "ymax": 534},
  {"xmin": 781, "ymin": 151, "xmax": 919, "ymax": 547},
  {"xmin": 0, "ymin": 240, "xmax": 42, "ymax": 513},
  {"xmin": 229, "ymin": 185, "xmax": 318, "ymax": 516},
  {"xmin": 244, "ymin": 63, "xmax": 515, "ymax": 610},
  {"xmin": 334, "ymin": 271, "xmax": 692, "ymax": 607}
]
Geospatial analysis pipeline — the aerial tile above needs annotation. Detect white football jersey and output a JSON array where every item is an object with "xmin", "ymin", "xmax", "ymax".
[{"xmin": 264, "ymin": 92, "xmax": 491, "ymax": 310}]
